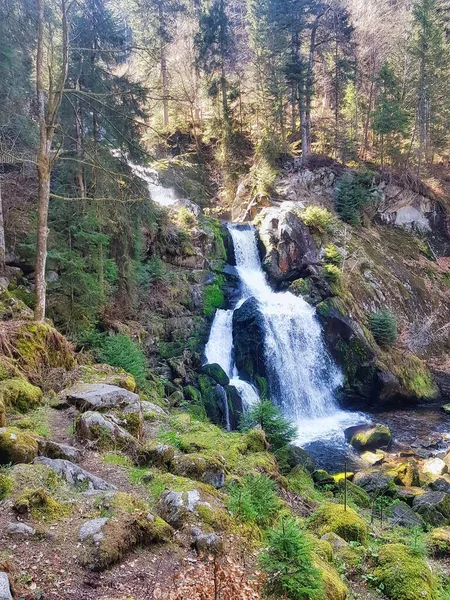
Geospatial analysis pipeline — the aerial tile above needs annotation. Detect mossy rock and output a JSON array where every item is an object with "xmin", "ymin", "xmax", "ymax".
[
  {"xmin": 426, "ymin": 526, "xmax": 450, "ymax": 556},
  {"xmin": 171, "ymin": 453, "xmax": 225, "ymax": 489},
  {"xmin": 350, "ymin": 424, "xmax": 391, "ymax": 452},
  {"xmin": 245, "ymin": 428, "xmax": 268, "ymax": 453},
  {"xmin": 0, "ymin": 377, "xmax": 43, "ymax": 413},
  {"xmin": 412, "ymin": 491, "xmax": 450, "ymax": 527},
  {"xmin": 308, "ymin": 503, "xmax": 368, "ymax": 544},
  {"xmin": 307, "ymin": 534, "xmax": 333, "ymax": 562},
  {"xmin": 0, "ymin": 398, "xmax": 5, "ymax": 427},
  {"xmin": 13, "ymin": 487, "xmax": 70, "ymax": 521},
  {"xmin": 200, "ymin": 363, "xmax": 230, "ymax": 386},
  {"xmin": 138, "ymin": 441, "xmax": 174, "ymax": 469},
  {"xmin": 373, "ymin": 543, "xmax": 437, "ymax": 600},
  {"xmin": 0, "ymin": 355, "xmax": 21, "ymax": 381},
  {"xmin": 0, "ymin": 427, "xmax": 38, "ymax": 464},
  {"xmin": 315, "ymin": 555, "xmax": 348, "ymax": 600},
  {"xmin": 385, "ymin": 461, "xmax": 419, "ymax": 487},
  {"xmin": 0, "ymin": 472, "xmax": 12, "ymax": 499},
  {"xmin": 336, "ymin": 479, "xmax": 371, "ymax": 508}
]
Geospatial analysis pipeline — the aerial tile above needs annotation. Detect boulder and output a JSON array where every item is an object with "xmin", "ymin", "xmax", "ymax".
[
  {"xmin": 171, "ymin": 454, "xmax": 225, "ymax": 489},
  {"xmin": 386, "ymin": 460, "xmax": 419, "ymax": 487},
  {"xmin": 6, "ymin": 522, "xmax": 36, "ymax": 537},
  {"xmin": 349, "ymin": 424, "xmax": 392, "ymax": 452},
  {"xmin": 412, "ymin": 491, "xmax": 450, "ymax": 526},
  {"xmin": 389, "ymin": 501, "xmax": 424, "ymax": 528},
  {"xmin": 0, "ymin": 573, "xmax": 12, "ymax": 600},
  {"xmin": 352, "ymin": 469, "xmax": 395, "ymax": 496},
  {"xmin": 427, "ymin": 527, "xmax": 450, "ymax": 556},
  {"xmin": 78, "ymin": 517, "xmax": 109, "ymax": 542},
  {"xmin": 321, "ymin": 532, "xmax": 348, "ymax": 551},
  {"xmin": 225, "ymin": 385, "xmax": 244, "ymax": 431},
  {"xmin": 66, "ymin": 384, "xmax": 143, "ymax": 439},
  {"xmin": 308, "ymin": 503, "xmax": 368, "ymax": 544},
  {"xmin": 360, "ymin": 451, "xmax": 384, "ymax": 466},
  {"xmin": 33, "ymin": 457, "xmax": 115, "ymax": 491},
  {"xmin": 157, "ymin": 489, "xmax": 212, "ymax": 529},
  {"xmin": 0, "ymin": 427, "xmax": 38, "ymax": 465},
  {"xmin": 75, "ymin": 411, "xmax": 140, "ymax": 454},
  {"xmin": 232, "ymin": 297, "xmax": 267, "ymax": 383},
  {"xmin": 289, "ymin": 271, "xmax": 332, "ymax": 306},
  {"xmin": 393, "ymin": 486, "xmax": 426, "ymax": 506},
  {"xmin": 191, "ymin": 527, "xmax": 224, "ymax": 556},
  {"xmin": 0, "ymin": 378, "xmax": 43, "ymax": 413},
  {"xmin": 197, "ymin": 375, "xmax": 229, "ymax": 428},
  {"xmin": 37, "ymin": 439, "xmax": 81, "ymax": 462},
  {"xmin": 431, "ymin": 475, "xmax": 450, "ymax": 494},
  {"xmin": 137, "ymin": 442, "xmax": 174, "ymax": 469},
  {"xmin": 141, "ymin": 401, "xmax": 168, "ymax": 419},
  {"xmin": 374, "ymin": 544, "xmax": 437, "ymax": 600},
  {"xmin": 421, "ymin": 457, "xmax": 448, "ymax": 480},
  {"xmin": 200, "ymin": 363, "xmax": 230, "ymax": 386},
  {"xmin": 283, "ymin": 445, "xmax": 316, "ymax": 474},
  {"xmin": 259, "ymin": 208, "xmax": 319, "ymax": 283}
]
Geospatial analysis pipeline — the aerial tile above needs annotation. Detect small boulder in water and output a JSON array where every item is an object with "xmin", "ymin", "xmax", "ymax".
[
  {"xmin": 348, "ymin": 423, "xmax": 392, "ymax": 452},
  {"xmin": 421, "ymin": 457, "xmax": 448, "ymax": 480}
]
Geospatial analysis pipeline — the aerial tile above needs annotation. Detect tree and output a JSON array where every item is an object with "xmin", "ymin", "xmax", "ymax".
[{"xmin": 35, "ymin": 0, "xmax": 71, "ymax": 322}]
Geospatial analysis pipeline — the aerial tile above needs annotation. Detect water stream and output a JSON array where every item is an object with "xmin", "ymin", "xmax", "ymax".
[{"xmin": 205, "ymin": 224, "xmax": 367, "ymax": 454}]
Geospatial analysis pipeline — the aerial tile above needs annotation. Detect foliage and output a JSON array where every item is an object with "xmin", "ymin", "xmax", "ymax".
[
  {"xmin": 240, "ymin": 399, "xmax": 296, "ymax": 452},
  {"xmin": 203, "ymin": 275, "xmax": 225, "ymax": 317},
  {"xmin": 301, "ymin": 206, "xmax": 334, "ymax": 233},
  {"xmin": 259, "ymin": 516, "xmax": 323, "ymax": 600},
  {"xmin": 324, "ymin": 244, "xmax": 343, "ymax": 267},
  {"xmin": 227, "ymin": 474, "xmax": 282, "ymax": 527},
  {"xmin": 368, "ymin": 310, "xmax": 398, "ymax": 348},
  {"xmin": 335, "ymin": 170, "xmax": 378, "ymax": 225},
  {"xmin": 85, "ymin": 333, "xmax": 148, "ymax": 388}
]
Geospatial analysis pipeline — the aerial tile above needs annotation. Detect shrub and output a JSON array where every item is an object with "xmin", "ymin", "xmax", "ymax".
[
  {"xmin": 301, "ymin": 206, "xmax": 334, "ymax": 233},
  {"xmin": 324, "ymin": 244, "xmax": 343, "ymax": 267},
  {"xmin": 227, "ymin": 474, "xmax": 282, "ymax": 527},
  {"xmin": 240, "ymin": 399, "xmax": 296, "ymax": 452},
  {"xmin": 178, "ymin": 208, "xmax": 196, "ymax": 229},
  {"xmin": 368, "ymin": 310, "xmax": 398, "ymax": 348},
  {"xmin": 93, "ymin": 334, "xmax": 148, "ymax": 387},
  {"xmin": 0, "ymin": 471, "xmax": 12, "ymax": 500},
  {"xmin": 259, "ymin": 516, "xmax": 323, "ymax": 600},
  {"xmin": 323, "ymin": 263, "xmax": 341, "ymax": 285},
  {"xmin": 335, "ymin": 170, "xmax": 378, "ymax": 225}
]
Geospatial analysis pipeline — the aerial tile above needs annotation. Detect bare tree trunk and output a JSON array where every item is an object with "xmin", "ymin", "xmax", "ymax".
[
  {"xmin": 158, "ymin": 1, "xmax": 169, "ymax": 128},
  {"xmin": 34, "ymin": 0, "xmax": 70, "ymax": 322},
  {"xmin": 0, "ymin": 181, "xmax": 5, "ymax": 274}
]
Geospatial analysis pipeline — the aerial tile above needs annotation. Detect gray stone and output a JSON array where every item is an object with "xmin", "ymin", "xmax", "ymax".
[
  {"xmin": 158, "ymin": 489, "xmax": 211, "ymax": 529},
  {"xmin": 34, "ymin": 457, "xmax": 116, "ymax": 491},
  {"xmin": 431, "ymin": 475, "xmax": 450, "ymax": 494},
  {"xmin": 141, "ymin": 401, "xmax": 167, "ymax": 417},
  {"xmin": 191, "ymin": 527, "xmax": 224, "ymax": 555},
  {"xmin": 79, "ymin": 517, "xmax": 108, "ymax": 542},
  {"xmin": 37, "ymin": 439, "xmax": 82, "ymax": 462},
  {"xmin": 6, "ymin": 522, "xmax": 35, "ymax": 536},
  {"xmin": 352, "ymin": 470, "xmax": 395, "ymax": 496},
  {"xmin": 321, "ymin": 532, "xmax": 348, "ymax": 551},
  {"xmin": 389, "ymin": 502, "xmax": 424, "ymax": 528},
  {"xmin": 422, "ymin": 458, "xmax": 448, "ymax": 479},
  {"xmin": 413, "ymin": 491, "xmax": 450, "ymax": 527},
  {"xmin": 75, "ymin": 411, "xmax": 140, "ymax": 452},
  {"xmin": 0, "ymin": 573, "xmax": 12, "ymax": 600},
  {"xmin": 66, "ymin": 384, "xmax": 140, "ymax": 412}
]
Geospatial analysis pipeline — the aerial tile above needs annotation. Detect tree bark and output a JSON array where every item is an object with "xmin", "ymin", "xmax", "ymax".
[{"xmin": 158, "ymin": 1, "xmax": 169, "ymax": 128}]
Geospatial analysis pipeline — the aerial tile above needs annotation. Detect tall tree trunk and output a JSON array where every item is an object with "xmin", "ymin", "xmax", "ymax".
[{"xmin": 158, "ymin": 1, "xmax": 169, "ymax": 128}]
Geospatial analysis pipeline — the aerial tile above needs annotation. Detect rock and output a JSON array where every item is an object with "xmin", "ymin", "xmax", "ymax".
[
  {"xmin": 312, "ymin": 469, "xmax": 335, "ymax": 487},
  {"xmin": 386, "ymin": 460, "xmax": 420, "ymax": 487},
  {"xmin": 353, "ymin": 469, "xmax": 395, "ymax": 496},
  {"xmin": 157, "ymin": 489, "xmax": 212, "ymax": 529},
  {"xmin": 75, "ymin": 411, "xmax": 140, "ymax": 453},
  {"xmin": 321, "ymin": 532, "xmax": 348, "ymax": 551},
  {"xmin": 442, "ymin": 404, "xmax": 450, "ymax": 414},
  {"xmin": 283, "ymin": 445, "xmax": 316, "ymax": 474},
  {"xmin": 389, "ymin": 501, "xmax": 424, "ymax": 528},
  {"xmin": 0, "ymin": 572, "xmax": 12, "ymax": 600},
  {"xmin": 137, "ymin": 442, "xmax": 174, "ymax": 469},
  {"xmin": 289, "ymin": 271, "xmax": 332, "ymax": 306},
  {"xmin": 66, "ymin": 384, "xmax": 143, "ymax": 439},
  {"xmin": 198, "ymin": 376, "xmax": 230, "ymax": 430},
  {"xmin": 394, "ymin": 486, "xmax": 426, "ymax": 505},
  {"xmin": 308, "ymin": 503, "xmax": 368, "ymax": 544},
  {"xmin": 171, "ymin": 454, "xmax": 225, "ymax": 489},
  {"xmin": 191, "ymin": 527, "xmax": 224, "ymax": 555},
  {"xmin": 79, "ymin": 517, "xmax": 108, "ymax": 542},
  {"xmin": 0, "ymin": 427, "xmax": 38, "ymax": 464},
  {"xmin": 37, "ymin": 439, "xmax": 81, "ymax": 462},
  {"xmin": 412, "ymin": 491, "xmax": 450, "ymax": 526},
  {"xmin": 141, "ymin": 401, "xmax": 167, "ymax": 418},
  {"xmin": 167, "ymin": 390, "xmax": 184, "ymax": 407},
  {"xmin": 225, "ymin": 385, "xmax": 244, "ymax": 431},
  {"xmin": 374, "ymin": 544, "xmax": 437, "ymax": 600},
  {"xmin": 421, "ymin": 457, "xmax": 448, "ymax": 479},
  {"xmin": 431, "ymin": 475, "xmax": 450, "ymax": 494},
  {"xmin": 361, "ymin": 451, "xmax": 384, "ymax": 466},
  {"xmin": 317, "ymin": 556, "xmax": 348, "ymax": 600},
  {"xmin": 258, "ymin": 208, "xmax": 319, "ymax": 283},
  {"xmin": 0, "ymin": 378, "xmax": 43, "ymax": 413},
  {"xmin": 349, "ymin": 424, "xmax": 392, "ymax": 452},
  {"xmin": 33, "ymin": 457, "xmax": 116, "ymax": 491},
  {"xmin": 336, "ymin": 479, "xmax": 371, "ymax": 508},
  {"xmin": 427, "ymin": 527, "xmax": 450, "ymax": 556},
  {"xmin": 200, "ymin": 363, "xmax": 230, "ymax": 386},
  {"xmin": 232, "ymin": 297, "xmax": 267, "ymax": 383},
  {"xmin": 6, "ymin": 521, "xmax": 36, "ymax": 536}
]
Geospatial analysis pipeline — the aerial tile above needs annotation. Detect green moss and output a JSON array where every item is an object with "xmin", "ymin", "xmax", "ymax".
[
  {"xmin": 13, "ymin": 487, "xmax": 70, "ymax": 521},
  {"xmin": 315, "ymin": 556, "xmax": 348, "ymax": 600},
  {"xmin": 308, "ymin": 503, "xmax": 368, "ymax": 544},
  {"xmin": 15, "ymin": 322, "xmax": 76, "ymax": 374},
  {"xmin": 203, "ymin": 275, "xmax": 225, "ymax": 317},
  {"xmin": 324, "ymin": 244, "xmax": 343, "ymax": 267},
  {"xmin": 0, "ymin": 472, "xmax": 12, "ymax": 499},
  {"xmin": 373, "ymin": 543, "xmax": 437, "ymax": 600},
  {"xmin": 0, "ymin": 378, "xmax": 43, "ymax": 413},
  {"xmin": 0, "ymin": 427, "xmax": 38, "ymax": 464},
  {"xmin": 350, "ymin": 424, "xmax": 391, "ymax": 451},
  {"xmin": 195, "ymin": 503, "xmax": 234, "ymax": 532},
  {"xmin": 287, "ymin": 466, "xmax": 326, "ymax": 503},
  {"xmin": 300, "ymin": 206, "xmax": 334, "ymax": 233},
  {"xmin": 427, "ymin": 527, "xmax": 450, "ymax": 556},
  {"xmin": 335, "ymin": 479, "xmax": 371, "ymax": 508},
  {"xmin": 12, "ymin": 405, "xmax": 50, "ymax": 438},
  {"xmin": 184, "ymin": 385, "xmax": 202, "ymax": 404},
  {"xmin": 387, "ymin": 352, "xmax": 438, "ymax": 399},
  {"xmin": 103, "ymin": 452, "xmax": 133, "ymax": 468}
]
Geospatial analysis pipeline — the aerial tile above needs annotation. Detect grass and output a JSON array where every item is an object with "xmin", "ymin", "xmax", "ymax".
[{"xmin": 12, "ymin": 404, "xmax": 50, "ymax": 438}]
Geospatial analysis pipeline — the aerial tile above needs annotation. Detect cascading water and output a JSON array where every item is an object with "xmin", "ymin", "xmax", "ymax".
[{"xmin": 204, "ymin": 223, "xmax": 367, "ymax": 451}]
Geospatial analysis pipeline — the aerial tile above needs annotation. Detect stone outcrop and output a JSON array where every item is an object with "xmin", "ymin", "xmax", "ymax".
[
  {"xmin": 33, "ymin": 457, "xmax": 116, "ymax": 491},
  {"xmin": 232, "ymin": 297, "xmax": 267, "ymax": 383}
]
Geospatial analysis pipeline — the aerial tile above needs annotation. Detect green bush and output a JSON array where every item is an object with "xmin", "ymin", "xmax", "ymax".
[
  {"xmin": 335, "ymin": 170, "xmax": 378, "ymax": 225},
  {"xmin": 300, "ymin": 206, "xmax": 334, "ymax": 233},
  {"xmin": 259, "ymin": 516, "xmax": 323, "ymax": 600},
  {"xmin": 90, "ymin": 333, "xmax": 148, "ymax": 387},
  {"xmin": 227, "ymin": 474, "xmax": 282, "ymax": 527},
  {"xmin": 0, "ymin": 471, "xmax": 12, "ymax": 500},
  {"xmin": 324, "ymin": 244, "xmax": 343, "ymax": 267},
  {"xmin": 323, "ymin": 264, "xmax": 341, "ymax": 285},
  {"xmin": 240, "ymin": 399, "xmax": 296, "ymax": 452},
  {"xmin": 368, "ymin": 310, "xmax": 398, "ymax": 348}
]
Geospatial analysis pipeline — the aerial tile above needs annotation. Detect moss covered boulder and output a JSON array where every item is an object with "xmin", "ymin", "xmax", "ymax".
[
  {"xmin": 171, "ymin": 453, "xmax": 225, "ymax": 489},
  {"xmin": 336, "ymin": 479, "xmax": 371, "ymax": 508},
  {"xmin": 0, "ymin": 427, "xmax": 38, "ymax": 464},
  {"xmin": 0, "ymin": 378, "xmax": 43, "ymax": 413},
  {"xmin": 13, "ymin": 487, "xmax": 69, "ymax": 521},
  {"xmin": 412, "ymin": 491, "xmax": 450, "ymax": 526},
  {"xmin": 308, "ymin": 503, "xmax": 368, "ymax": 544},
  {"xmin": 200, "ymin": 363, "xmax": 230, "ymax": 386},
  {"xmin": 373, "ymin": 543, "xmax": 437, "ymax": 600},
  {"xmin": 315, "ymin": 556, "xmax": 349, "ymax": 600},
  {"xmin": 137, "ymin": 441, "xmax": 174, "ymax": 469},
  {"xmin": 349, "ymin": 424, "xmax": 391, "ymax": 451},
  {"xmin": 426, "ymin": 527, "xmax": 450, "ymax": 556},
  {"xmin": 75, "ymin": 411, "xmax": 140, "ymax": 454}
]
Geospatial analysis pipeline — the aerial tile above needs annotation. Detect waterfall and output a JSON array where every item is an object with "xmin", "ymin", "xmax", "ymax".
[
  {"xmin": 204, "ymin": 223, "xmax": 366, "ymax": 447},
  {"xmin": 126, "ymin": 159, "xmax": 178, "ymax": 206}
]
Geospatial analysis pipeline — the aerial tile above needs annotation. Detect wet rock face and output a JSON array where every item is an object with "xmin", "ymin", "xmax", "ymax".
[
  {"xmin": 232, "ymin": 297, "xmax": 267, "ymax": 384},
  {"xmin": 259, "ymin": 209, "xmax": 319, "ymax": 284}
]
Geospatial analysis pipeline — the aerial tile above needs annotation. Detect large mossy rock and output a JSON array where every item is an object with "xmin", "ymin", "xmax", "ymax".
[
  {"xmin": 427, "ymin": 526, "xmax": 450, "ymax": 556},
  {"xmin": 373, "ymin": 543, "xmax": 437, "ymax": 600},
  {"xmin": 308, "ymin": 503, "xmax": 368, "ymax": 544},
  {"xmin": 412, "ymin": 491, "xmax": 450, "ymax": 526},
  {"xmin": 0, "ymin": 427, "xmax": 38, "ymax": 464},
  {"xmin": 349, "ymin": 424, "xmax": 392, "ymax": 452},
  {"xmin": 232, "ymin": 297, "xmax": 267, "ymax": 383},
  {"xmin": 75, "ymin": 411, "xmax": 140, "ymax": 454},
  {"xmin": 198, "ymin": 375, "xmax": 229, "ymax": 429},
  {"xmin": 0, "ymin": 378, "xmax": 43, "ymax": 413},
  {"xmin": 315, "ymin": 555, "xmax": 348, "ymax": 600},
  {"xmin": 200, "ymin": 363, "xmax": 230, "ymax": 386},
  {"xmin": 170, "ymin": 453, "xmax": 225, "ymax": 489},
  {"xmin": 352, "ymin": 469, "xmax": 395, "ymax": 496}
]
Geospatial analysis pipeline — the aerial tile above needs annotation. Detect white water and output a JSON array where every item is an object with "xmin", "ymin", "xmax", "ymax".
[
  {"xmin": 205, "ymin": 224, "xmax": 367, "ymax": 446},
  {"xmin": 126, "ymin": 159, "xmax": 178, "ymax": 206}
]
